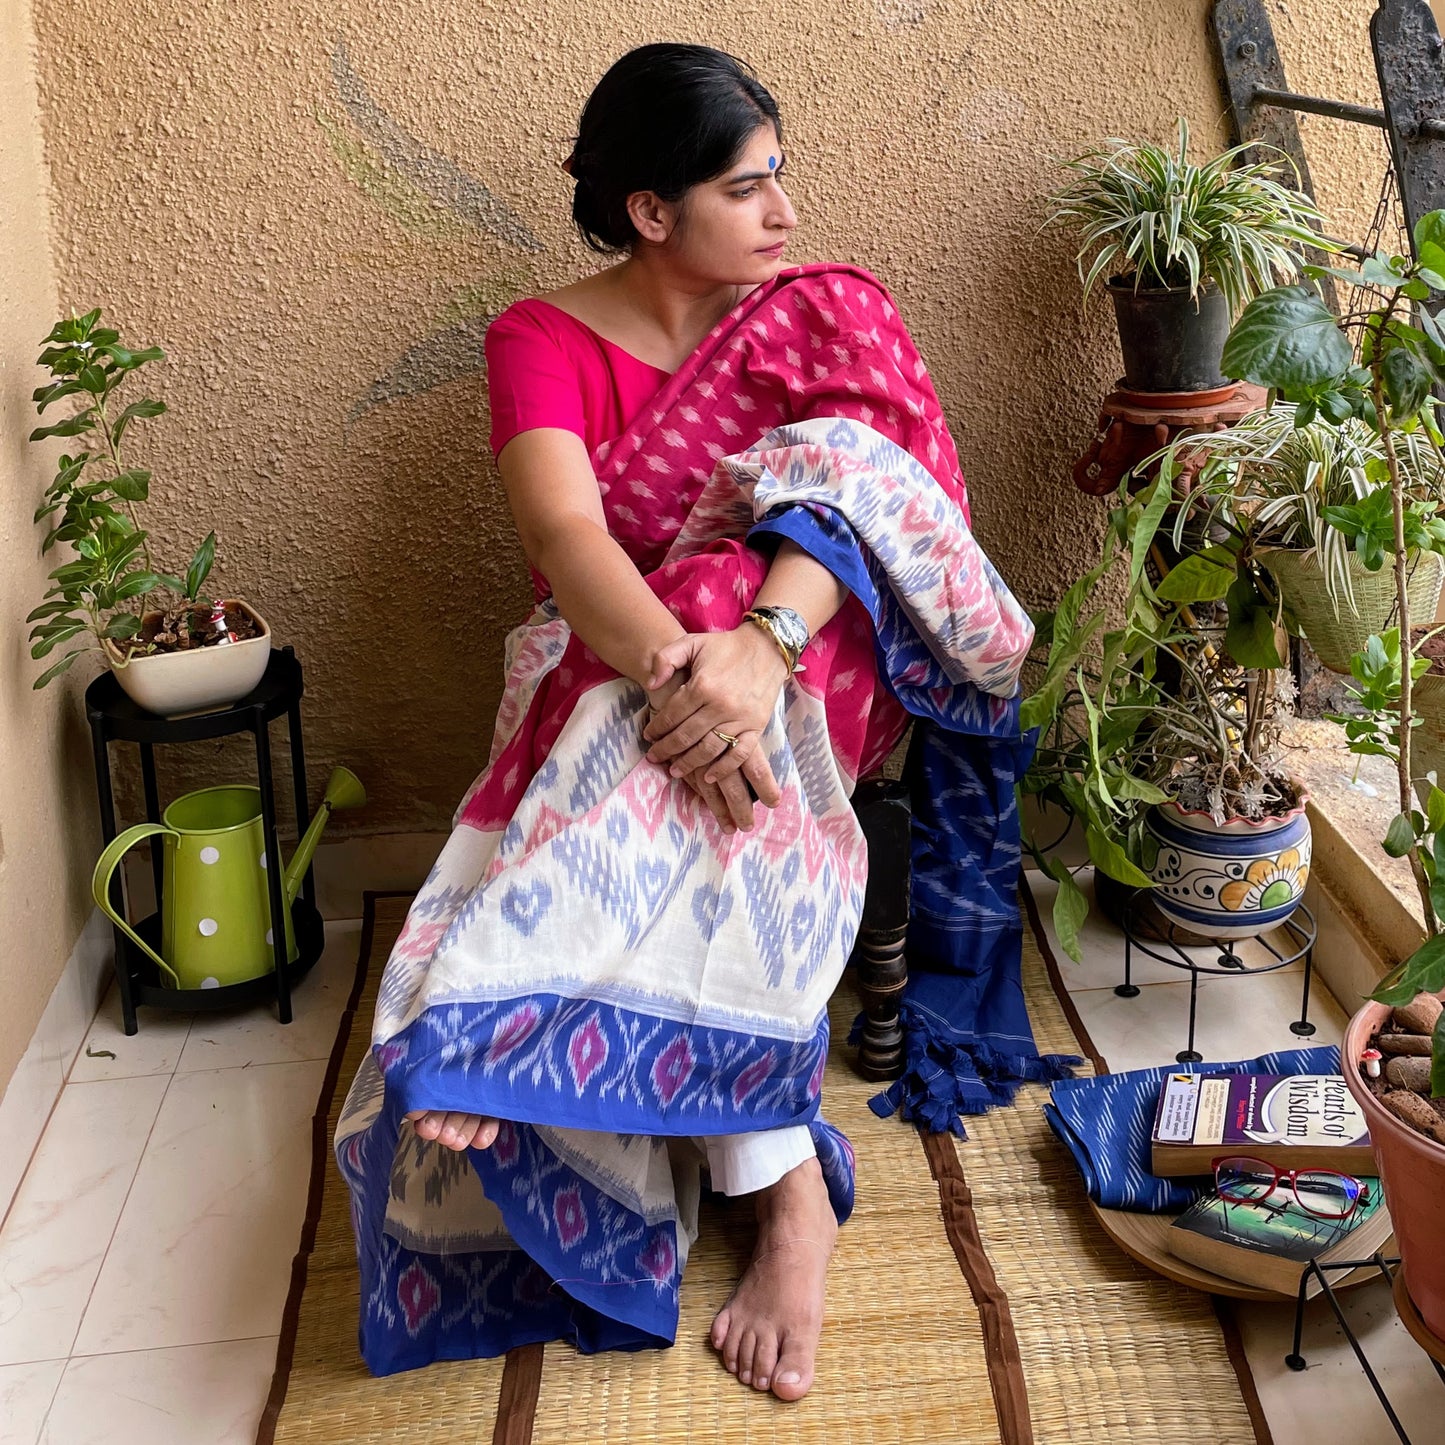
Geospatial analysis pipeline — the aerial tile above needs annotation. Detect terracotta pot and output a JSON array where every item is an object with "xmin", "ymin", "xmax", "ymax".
[
  {"xmin": 1142, "ymin": 791, "xmax": 1311, "ymax": 941},
  {"xmin": 103, "ymin": 600, "xmax": 271, "ymax": 716},
  {"xmin": 1342, "ymin": 998, "xmax": 1445, "ymax": 1342}
]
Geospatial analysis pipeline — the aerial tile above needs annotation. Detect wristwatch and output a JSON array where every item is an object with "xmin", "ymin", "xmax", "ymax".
[{"xmin": 743, "ymin": 604, "xmax": 810, "ymax": 674}]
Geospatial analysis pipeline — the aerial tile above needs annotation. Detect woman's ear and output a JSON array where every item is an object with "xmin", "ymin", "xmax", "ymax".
[{"xmin": 627, "ymin": 190, "xmax": 676, "ymax": 246}]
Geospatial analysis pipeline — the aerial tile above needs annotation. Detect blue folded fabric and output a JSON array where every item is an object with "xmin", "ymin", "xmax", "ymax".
[{"xmin": 1044, "ymin": 1044, "xmax": 1341, "ymax": 1212}]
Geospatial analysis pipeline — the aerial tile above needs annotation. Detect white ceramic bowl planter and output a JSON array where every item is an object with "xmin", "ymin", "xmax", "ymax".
[
  {"xmin": 104, "ymin": 601, "xmax": 271, "ymax": 717},
  {"xmin": 1142, "ymin": 794, "xmax": 1311, "ymax": 941}
]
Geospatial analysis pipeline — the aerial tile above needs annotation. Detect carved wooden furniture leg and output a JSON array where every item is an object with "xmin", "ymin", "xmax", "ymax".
[{"xmin": 850, "ymin": 776, "xmax": 911, "ymax": 1081}]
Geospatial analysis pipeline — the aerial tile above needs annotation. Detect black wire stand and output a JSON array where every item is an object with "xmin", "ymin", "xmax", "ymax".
[
  {"xmin": 1116, "ymin": 898, "xmax": 1317, "ymax": 1063},
  {"xmin": 1285, "ymin": 1255, "xmax": 1445, "ymax": 1444}
]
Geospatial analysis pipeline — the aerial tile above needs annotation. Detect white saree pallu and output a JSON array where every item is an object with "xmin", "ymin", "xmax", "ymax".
[{"xmin": 334, "ymin": 414, "xmax": 1032, "ymax": 1376}]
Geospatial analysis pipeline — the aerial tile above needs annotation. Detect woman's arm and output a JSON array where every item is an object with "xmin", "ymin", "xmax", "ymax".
[{"xmin": 496, "ymin": 427, "xmax": 685, "ymax": 687}]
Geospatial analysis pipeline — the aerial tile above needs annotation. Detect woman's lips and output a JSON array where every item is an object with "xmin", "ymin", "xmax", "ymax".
[{"xmin": 758, "ymin": 242, "xmax": 787, "ymax": 255}]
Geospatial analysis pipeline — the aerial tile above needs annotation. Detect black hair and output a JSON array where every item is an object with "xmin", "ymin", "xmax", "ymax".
[{"xmin": 567, "ymin": 44, "xmax": 782, "ymax": 255}]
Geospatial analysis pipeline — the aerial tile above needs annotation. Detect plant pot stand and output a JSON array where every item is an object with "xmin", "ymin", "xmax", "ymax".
[
  {"xmin": 85, "ymin": 646, "xmax": 318, "ymax": 1033},
  {"xmin": 1115, "ymin": 896, "xmax": 1317, "ymax": 1062},
  {"xmin": 1282, "ymin": 1257, "xmax": 1445, "ymax": 1445}
]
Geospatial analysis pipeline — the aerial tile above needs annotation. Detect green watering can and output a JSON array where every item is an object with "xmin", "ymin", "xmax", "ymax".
[{"xmin": 91, "ymin": 767, "xmax": 366, "ymax": 990}]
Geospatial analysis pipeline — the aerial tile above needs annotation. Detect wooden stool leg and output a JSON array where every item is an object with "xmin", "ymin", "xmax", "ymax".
[{"xmin": 850, "ymin": 779, "xmax": 911, "ymax": 1082}]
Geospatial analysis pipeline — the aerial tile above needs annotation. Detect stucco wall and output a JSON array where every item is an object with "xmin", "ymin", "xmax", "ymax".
[
  {"xmin": 0, "ymin": 1, "xmax": 100, "ymax": 1089},
  {"xmin": 23, "ymin": 0, "xmax": 1404, "ymax": 836}
]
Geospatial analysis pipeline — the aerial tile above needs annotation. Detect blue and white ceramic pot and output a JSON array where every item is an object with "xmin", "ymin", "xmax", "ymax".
[{"xmin": 1141, "ymin": 792, "xmax": 1311, "ymax": 941}]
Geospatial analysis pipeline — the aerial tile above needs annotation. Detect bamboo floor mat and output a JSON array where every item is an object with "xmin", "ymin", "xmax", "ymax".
[{"xmin": 258, "ymin": 887, "xmax": 1268, "ymax": 1444}]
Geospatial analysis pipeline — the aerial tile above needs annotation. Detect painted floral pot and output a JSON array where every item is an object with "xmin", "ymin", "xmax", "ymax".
[{"xmin": 1141, "ymin": 794, "xmax": 1311, "ymax": 941}]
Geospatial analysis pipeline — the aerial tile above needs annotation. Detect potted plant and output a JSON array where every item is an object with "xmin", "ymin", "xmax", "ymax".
[
  {"xmin": 26, "ymin": 308, "xmax": 270, "ymax": 714},
  {"xmin": 1158, "ymin": 404, "xmax": 1445, "ymax": 672},
  {"xmin": 1022, "ymin": 468, "xmax": 1310, "ymax": 954},
  {"xmin": 1220, "ymin": 212, "xmax": 1445, "ymax": 1341},
  {"xmin": 1046, "ymin": 119, "xmax": 1332, "ymax": 393}
]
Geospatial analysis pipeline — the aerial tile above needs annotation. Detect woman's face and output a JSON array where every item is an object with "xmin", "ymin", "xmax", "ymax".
[{"xmin": 634, "ymin": 123, "xmax": 797, "ymax": 282}]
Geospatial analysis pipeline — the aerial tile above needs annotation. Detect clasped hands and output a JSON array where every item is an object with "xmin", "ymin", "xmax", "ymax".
[{"xmin": 642, "ymin": 623, "xmax": 791, "ymax": 833}]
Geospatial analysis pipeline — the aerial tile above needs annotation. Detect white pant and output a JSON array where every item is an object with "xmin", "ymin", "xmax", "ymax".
[{"xmin": 702, "ymin": 1126, "xmax": 815, "ymax": 1196}]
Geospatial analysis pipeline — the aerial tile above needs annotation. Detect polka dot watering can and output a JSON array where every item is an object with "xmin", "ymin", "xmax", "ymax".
[{"xmin": 90, "ymin": 767, "xmax": 365, "ymax": 990}]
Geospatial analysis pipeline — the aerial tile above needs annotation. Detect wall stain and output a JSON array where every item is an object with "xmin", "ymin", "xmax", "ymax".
[{"xmin": 330, "ymin": 35, "xmax": 542, "ymax": 252}]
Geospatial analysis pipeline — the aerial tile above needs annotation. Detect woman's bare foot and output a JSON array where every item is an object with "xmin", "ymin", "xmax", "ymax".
[
  {"xmin": 404, "ymin": 1111, "xmax": 499, "ymax": 1151},
  {"xmin": 710, "ymin": 1155, "xmax": 838, "ymax": 1401}
]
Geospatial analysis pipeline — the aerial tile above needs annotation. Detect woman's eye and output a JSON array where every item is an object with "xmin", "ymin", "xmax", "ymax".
[{"xmin": 733, "ymin": 187, "xmax": 757, "ymax": 199}]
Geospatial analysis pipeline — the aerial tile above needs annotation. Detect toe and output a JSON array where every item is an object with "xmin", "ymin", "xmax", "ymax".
[
  {"xmin": 737, "ymin": 1329, "xmax": 757, "ymax": 1386},
  {"xmin": 710, "ymin": 1305, "xmax": 732, "ymax": 1353},
  {"xmin": 753, "ymin": 1334, "xmax": 779, "ymax": 1393},
  {"xmin": 475, "ymin": 1118, "xmax": 500, "ymax": 1149},
  {"xmin": 772, "ymin": 1339, "xmax": 814, "ymax": 1402},
  {"xmin": 411, "ymin": 1112, "xmax": 441, "ymax": 1141}
]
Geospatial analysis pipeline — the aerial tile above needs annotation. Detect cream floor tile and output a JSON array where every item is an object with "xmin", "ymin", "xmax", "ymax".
[
  {"xmin": 1029, "ymin": 869, "xmax": 1304, "ymax": 993},
  {"xmin": 67, "ymin": 981, "xmax": 193, "ymax": 1083},
  {"xmin": 41, "ymin": 1337, "xmax": 277, "ymax": 1445},
  {"xmin": 0, "ymin": 1075, "xmax": 168, "ymax": 1366},
  {"xmin": 1066, "ymin": 966, "xmax": 1348, "ymax": 1073},
  {"xmin": 72, "ymin": 1059, "xmax": 323, "ymax": 1356},
  {"xmin": 1237, "ymin": 1278, "xmax": 1445, "ymax": 1444},
  {"xmin": 175, "ymin": 919, "xmax": 362, "ymax": 1072},
  {"xmin": 0, "ymin": 1360, "xmax": 64, "ymax": 1445}
]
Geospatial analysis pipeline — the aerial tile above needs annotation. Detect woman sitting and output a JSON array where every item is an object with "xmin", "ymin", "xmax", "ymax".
[{"xmin": 336, "ymin": 41, "xmax": 1032, "ymax": 1401}]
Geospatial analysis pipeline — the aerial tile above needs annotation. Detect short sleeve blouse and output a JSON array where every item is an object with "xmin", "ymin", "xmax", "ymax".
[{"xmin": 484, "ymin": 298, "xmax": 672, "ymax": 460}]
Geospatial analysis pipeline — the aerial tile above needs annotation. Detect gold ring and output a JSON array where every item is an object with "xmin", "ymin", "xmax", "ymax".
[{"xmin": 712, "ymin": 729, "xmax": 739, "ymax": 750}]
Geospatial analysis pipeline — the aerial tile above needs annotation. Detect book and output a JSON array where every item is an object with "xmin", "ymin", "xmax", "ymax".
[
  {"xmin": 1150, "ymin": 1072, "xmax": 1374, "ymax": 1177},
  {"xmin": 1166, "ymin": 1175, "xmax": 1392, "ymax": 1297}
]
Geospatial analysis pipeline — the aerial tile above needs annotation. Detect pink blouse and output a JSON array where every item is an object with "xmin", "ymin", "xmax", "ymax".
[{"xmin": 485, "ymin": 298, "xmax": 672, "ymax": 460}]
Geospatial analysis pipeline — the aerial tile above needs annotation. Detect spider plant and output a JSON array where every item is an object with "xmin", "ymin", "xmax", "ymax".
[
  {"xmin": 1158, "ymin": 405, "xmax": 1445, "ymax": 617},
  {"xmin": 1046, "ymin": 119, "xmax": 1332, "ymax": 313}
]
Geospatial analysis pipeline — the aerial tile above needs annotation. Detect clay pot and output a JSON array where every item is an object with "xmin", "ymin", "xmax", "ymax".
[{"xmin": 1342, "ymin": 998, "xmax": 1445, "ymax": 1342}]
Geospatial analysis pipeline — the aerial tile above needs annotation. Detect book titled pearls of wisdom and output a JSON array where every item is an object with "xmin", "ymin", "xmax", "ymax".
[{"xmin": 1150, "ymin": 1073, "xmax": 1374, "ymax": 1177}]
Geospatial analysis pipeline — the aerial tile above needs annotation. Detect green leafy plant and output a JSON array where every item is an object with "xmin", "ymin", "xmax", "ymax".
[
  {"xmin": 1021, "ymin": 470, "xmax": 1298, "ymax": 960},
  {"xmin": 1221, "ymin": 211, "xmax": 1445, "ymax": 1095},
  {"xmin": 26, "ymin": 308, "xmax": 218, "ymax": 688},
  {"xmin": 1046, "ymin": 119, "xmax": 1332, "ymax": 313},
  {"xmin": 1156, "ymin": 405, "xmax": 1445, "ymax": 616}
]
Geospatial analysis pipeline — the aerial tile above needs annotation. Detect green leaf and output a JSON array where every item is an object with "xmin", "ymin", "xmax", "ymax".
[
  {"xmin": 1433, "ymin": 1012, "xmax": 1445, "ymax": 1099},
  {"xmin": 1221, "ymin": 285, "xmax": 1354, "ymax": 394},
  {"xmin": 1045, "ymin": 859, "xmax": 1089, "ymax": 964},
  {"xmin": 102, "ymin": 344, "xmax": 165, "ymax": 370},
  {"xmin": 102, "ymin": 612, "xmax": 142, "ymax": 640},
  {"xmin": 1382, "ymin": 347, "xmax": 1433, "ymax": 417},
  {"xmin": 112, "ymin": 571, "xmax": 162, "ymax": 601},
  {"xmin": 1155, "ymin": 553, "xmax": 1235, "ymax": 603},
  {"xmin": 108, "ymin": 468, "xmax": 151, "ymax": 502},
  {"xmin": 1224, "ymin": 575, "xmax": 1284, "ymax": 669},
  {"xmin": 111, "ymin": 398, "xmax": 166, "ymax": 445},
  {"xmin": 1085, "ymin": 824, "xmax": 1154, "ymax": 888},
  {"xmin": 184, "ymin": 531, "xmax": 216, "ymax": 601},
  {"xmin": 1362, "ymin": 255, "xmax": 1405, "ymax": 289},
  {"xmin": 1129, "ymin": 476, "xmax": 1172, "ymax": 588},
  {"xmin": 1384, "ymin": 811, "xmax": 1418, "ymax": 857},
  {"xmin": 28, "ymin": 414, "xmax": 94, "ymax": 442},
  {"xmin": 30, "ymin": 621, "xmax": 88, "ymax": 659},
  {"xmin": 24, "ymin": 599, "xmax": 76, "ymax": 624},
  {"xmin": 31, "ymin": 649, "xmax": 88, "ymax": 689},
  {"xmin": 1111, "ymin": 775, "xmax": 1170, "ymax": 803},
  {"xmin": 1413, "ymin": 210, "xmax": 1445, "ymax": 265}
]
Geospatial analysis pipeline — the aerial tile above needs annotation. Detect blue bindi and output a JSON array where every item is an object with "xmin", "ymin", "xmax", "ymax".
[{"xmin": 768, "ymin": 156, "xmax": 777, "ymax": 170}]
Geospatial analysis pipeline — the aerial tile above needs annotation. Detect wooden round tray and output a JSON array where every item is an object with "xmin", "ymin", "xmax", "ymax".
[{"xmin": 1089, "ymin": 1198, "xmax": 1388, "ymax": 1301}]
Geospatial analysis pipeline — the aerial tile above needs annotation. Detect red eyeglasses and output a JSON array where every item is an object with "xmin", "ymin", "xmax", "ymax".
[{"xmin": 1212, "ymin": 1155, "xmax": 1369, "ymax": 1220}]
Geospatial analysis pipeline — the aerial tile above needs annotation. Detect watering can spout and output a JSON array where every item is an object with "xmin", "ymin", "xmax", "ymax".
[{"xmin": 283, "ymin": 766, "xmax": 366, "ymax": 907}]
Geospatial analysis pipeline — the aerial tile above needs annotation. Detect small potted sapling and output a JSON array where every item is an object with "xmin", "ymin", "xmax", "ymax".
[{"xmin": 27, "ymin": 308, "xmax": 270, "ymax": 714}]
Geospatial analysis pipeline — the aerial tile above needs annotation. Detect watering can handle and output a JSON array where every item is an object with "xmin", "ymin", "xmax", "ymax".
[{"xmin": 91, "ymin": 824, "xmax": 182, "ymax": 987}]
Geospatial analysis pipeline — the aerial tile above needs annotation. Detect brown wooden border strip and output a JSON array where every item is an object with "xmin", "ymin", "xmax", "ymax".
[
  {"xmin": 1020, "ymin": 871, "xmax": 1275, "ymax": 1445},
  {"xmin": 492, "ymin": 1341, "xmax": 545, "ymax": 1445},
  {"xmin": 920, "ymin": 1128, "xmax": 1034, "ymax": 1444}
]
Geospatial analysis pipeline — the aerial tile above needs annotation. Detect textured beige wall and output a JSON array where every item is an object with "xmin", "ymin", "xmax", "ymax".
[
  {"xmin": 24, "ymin": 0, "xmax": 1400, "ymax": 836},
  {"xmin": 0, "ymin": 1, "xmax": 100, "ymax": 1089}
]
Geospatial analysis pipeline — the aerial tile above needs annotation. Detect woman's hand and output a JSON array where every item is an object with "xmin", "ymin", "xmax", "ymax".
[{"xmin": 642, "ymin": 626, "xmax": 790, "ymax": 790}]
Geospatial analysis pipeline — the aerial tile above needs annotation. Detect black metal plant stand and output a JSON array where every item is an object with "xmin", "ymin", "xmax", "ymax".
[
  {"xmin": 1116, "ymin": 898, "xmax": 1317, "ymax": 1063},
  {"xmin": 1286, "ymin": 1256, "xmax": 1445, "ymax": 1445},
  {"xmin": 86, "ymin": 646, "xmax": 323, "ymax": 1034}
]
